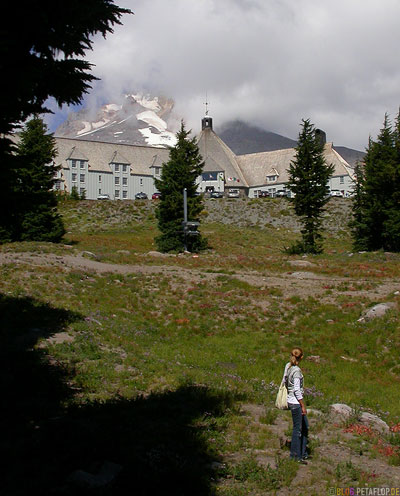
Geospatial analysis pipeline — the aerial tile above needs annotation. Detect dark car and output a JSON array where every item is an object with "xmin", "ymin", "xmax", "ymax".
[
  {"xmin": 152, "ymin": 192, "xmax": 161, "ymax": 200},
  {"xmin": 258, "ymin": 190, "xmax": 270, "ymax": 198},
  {"xmin": 135, "ymin": 192, "xmax": 148, "ymax": 200},
  {"xmin": 210, "ymin": 191, "xmax": 224, "ymax": 198}
]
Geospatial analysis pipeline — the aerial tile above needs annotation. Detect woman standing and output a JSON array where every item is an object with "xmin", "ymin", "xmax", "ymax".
[{"xmin": 281, "ymin": 347, "xmax": 309, "ymax": 463}]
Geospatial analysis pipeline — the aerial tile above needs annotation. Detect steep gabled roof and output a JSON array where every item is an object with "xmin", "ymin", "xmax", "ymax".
[
  {"xmin": 54, "ymin": 137, "xmax": 170, "ymax": 175},
  {"xmin": 67, "ymin": 147, "xmax": 89, "ymax": 161},
  {"xmin": 198, "ymin": 128, "xmax": 249, "ymax": 187},
  {"xmin": 237, "ymin": 143, "xmax": 353, "ymax": 188},
  {"xmin": 110, "ymin": 150, "xmax": 131, "ymax": 165}
]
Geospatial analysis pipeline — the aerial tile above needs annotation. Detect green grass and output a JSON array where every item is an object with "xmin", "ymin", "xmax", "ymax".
[{"xmin": 1, "ymin": 198, "xmax": 400, "ymax": 494}]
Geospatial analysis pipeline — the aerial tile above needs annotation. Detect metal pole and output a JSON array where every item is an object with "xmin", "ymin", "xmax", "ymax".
[
  {"xmin": 183, "ymin": 188, "xmax": 188, "ymax": 252},
  {"xmin": 183, "ymin": 188, "xmax": 188, "ymax": 223}
]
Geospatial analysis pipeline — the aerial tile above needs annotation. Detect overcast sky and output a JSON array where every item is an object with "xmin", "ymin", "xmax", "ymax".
[{"xmin": 47, "ymin": 0, "xmax": 400, "ymax": 151}]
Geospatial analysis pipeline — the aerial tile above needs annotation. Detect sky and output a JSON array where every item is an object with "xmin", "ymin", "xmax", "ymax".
[{"xmin": 46, "ymin": 0, "xmax": 400, "ymax": 151}]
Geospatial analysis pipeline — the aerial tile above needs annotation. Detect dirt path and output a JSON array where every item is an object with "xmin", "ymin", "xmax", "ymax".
[{"xmin": 1, "ymin": 251, "xmax": 399, "ymax": 303}]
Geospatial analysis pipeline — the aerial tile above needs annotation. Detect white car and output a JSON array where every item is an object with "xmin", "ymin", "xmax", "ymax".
[
  {"xmin": 97, "ymin": 194, "xmax": 110, "ymax": 200},
  {"xmin": 227, "ymin": 188, "xmax": 240, "ymax": 198},
  {"xmin": 330, "ymin": 190, "xmax": 343, "ymax": 197}
]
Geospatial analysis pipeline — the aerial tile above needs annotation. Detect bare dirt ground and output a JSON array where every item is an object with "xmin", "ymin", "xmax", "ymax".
[{"xmin": 1, "ymin": 251, "xmax": 399, "ymax": 304}]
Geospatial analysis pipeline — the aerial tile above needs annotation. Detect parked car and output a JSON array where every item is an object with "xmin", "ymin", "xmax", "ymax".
[
  {"xmin": 275, "ymin": 190, "xmax": 287, "ymax": 198},
  {"xmin": 258, "ymin": 190, "xmax": 270, "ymax": 198},
  {"xmin": 135, "ymin": 192, "xmax": 148, "ymax": 200},
  {"xmin": 97, "ymin": 194, "xmax": 110, "ymax": 200},
  {"xmin": 152, "ymin": 192, "xmax": 161, "ymax": 200},
  {"xmin": 330, "ymin": 190, "xmax": 343, "ymax": 197},
  {"xmin": 210, "ymin": 191, "xmax": 224, "ymax": 198},
  {"xmin": 227, "ymin": 188, "xmax": 240, "ymax": 198}
]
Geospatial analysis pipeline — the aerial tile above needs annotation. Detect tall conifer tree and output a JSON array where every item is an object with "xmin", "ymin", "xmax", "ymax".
[
  {"xmin": 287, "ymin": 119, "xmax": 334, "ymax": 254},
  {"xmin": 13, "ymin": 117, "xmax": 65, "ymax": 242},
  {"xmin": 351, "ymin": 112, "xmax": 400, "ymax": 251},
  {"xmin": 155, "ymin": 122, "xmax": 207, "ymax": 253}
]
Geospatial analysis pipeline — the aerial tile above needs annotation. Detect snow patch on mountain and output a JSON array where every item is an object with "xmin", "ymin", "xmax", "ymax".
[
  {"xmin": 130, "ymin": 94, "xmax": 161, "ymax": 112},
  {"xmin": 138, "ymin": 127, "xmax": 176, "ymax": 147},
  {"xmin": 55, "ymin": 92, "xmax": 177, "ymax": 147},
  {"xmin": 137, "ymin": 111, "xmax": 167, "ymax": 133}
]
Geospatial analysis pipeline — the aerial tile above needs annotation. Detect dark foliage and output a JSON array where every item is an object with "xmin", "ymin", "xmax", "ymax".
[
  {"xmin": 287, "ymin": 119, "xmax": 334, "ymax": 254},
  {"xmin": 0, "ymin": 0, "xmax": 130, "ymax": 242},
  {"xmin": 0, "ymin": 292, "xmax": 235, "ymax": 495},
  {"xmin": 351, "ymin": 112, "xmax": 400, "ymax": 251},
  {"xmin": 155, "ymin": 122, "xmax": 208, "ymax": 252},
  {"xmin": 0, "ymin": 0, "xmax": 131, "ymax": 136},
  {"xmin": 0, "ymin": 117, "xmax": 65, "ymax": 242}
]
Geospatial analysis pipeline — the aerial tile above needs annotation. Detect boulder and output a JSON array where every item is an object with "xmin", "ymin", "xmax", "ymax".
[
  {"xmin": 68, "ymin": 461, "xmax": 122, "ymax": 489},
  {"xmin": 330, "ymin": 403, "xmax": 353, "ymax": 419},
  {"xmin": 359, "ymin": 412, "xmax": 390, "ymax": 434},
  {"xmin": 358, "ymin": 302, "xmax": 396, "ymax": 322},
  {"xmin": 288, "ymin": 260, "xmax": 316, "ymax": 268}
]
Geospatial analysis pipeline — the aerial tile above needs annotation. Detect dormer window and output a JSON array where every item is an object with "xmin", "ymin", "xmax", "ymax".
[
  {"xmin": 114, "ymin": 163, "xmax": 120, "ymax": 173},
  {"xmin": 267, "ymin": 175, "xmax": 277, "ymax": 182}
]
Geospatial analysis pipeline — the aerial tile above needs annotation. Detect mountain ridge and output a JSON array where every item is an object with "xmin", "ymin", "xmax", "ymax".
[{"xmin": 55, "ymin": 96, "xmax": 365, "ymax": 167}]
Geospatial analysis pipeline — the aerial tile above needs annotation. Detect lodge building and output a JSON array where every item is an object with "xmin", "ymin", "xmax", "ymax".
[{"xmin": 53, "ymin": 116, "xmax": 355, "ymax": 199}]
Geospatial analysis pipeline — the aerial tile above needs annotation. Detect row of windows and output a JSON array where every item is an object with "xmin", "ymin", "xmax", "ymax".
[
  {"xmin": 113, "ymin": 163, "xmax": 129, "ymax": 173},
  {"xmin": 70, "ymin": 160, "xmax": 132, "ymax": 173},
  {"xmin": 72, "ymin": 173, "xmax": 85, "ymax": 182},
  {"xmin": 70, "ymin": 160, "xmax": 86, "ymax": 169},
  {"xmin": 73, "ymin": 174, "xmax": 143, "ymax": 186}
]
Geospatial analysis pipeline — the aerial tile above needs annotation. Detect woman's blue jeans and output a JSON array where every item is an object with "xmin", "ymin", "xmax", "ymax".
[{"xmin": 288, "ymin": 403, "xmax": 309, "ymax": 460}]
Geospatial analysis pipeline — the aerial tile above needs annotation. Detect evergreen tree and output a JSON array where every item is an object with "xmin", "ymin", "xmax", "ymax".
[
  {"xmin": 287, "ymin": 119, "xmax": 334, "ymax": 254},
  {"xmin": 12, "ymin": 117, "xmax": 65, "ymax": 242},
  {"xmin": 0, "ymin": 0, "xmax": 131, "ymax": 136},
  {"xmin": 155, "ymin": 122, "xmax": 207, "ymax": 253},
  {"xmin": 0, "ymin": 0, "xmax": 130, "ymax": 241},
  {"xmin": 351, "ymin": 112, "xmax": 400, "ymax": 251}
]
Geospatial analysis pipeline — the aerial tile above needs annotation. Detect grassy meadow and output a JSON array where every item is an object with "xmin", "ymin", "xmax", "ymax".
[{"xmin": 1, "ymin": 197, "xmax": 400, "ymax": 495}]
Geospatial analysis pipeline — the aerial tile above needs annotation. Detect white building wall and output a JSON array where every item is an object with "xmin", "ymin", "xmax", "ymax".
[{"xmin": 248, "ymin": 174, "xmax": 355, "ymax": 198}]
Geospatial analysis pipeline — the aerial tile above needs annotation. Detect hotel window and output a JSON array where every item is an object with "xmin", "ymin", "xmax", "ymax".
[
  {"xmin": 80, "ymin": 188, "xmax": 85, "ymax": 195},
  {"xmin": 99, "ymin": 189, "xmax": 102, "ymax": 195},
  {"xmin": 122, "ymin": 190, "xmax": 128, "ymax": 199},
  {"xmin": 114, "ymin": 163, "xmax": 120, "ymax": 172},
  {"xmin": 80, "ymin": 174, "xmax": 85, "ymax": 182},
  {"xmin": 340, "ymin": 176, "xmax": 344, "ymax": 184},
  {"xmin": 115, "ymin": 176, "xmax": 120, "ymax": 185},
  {"xmin": 98, "ymin": 175, "xmax": 102, "ymax": 183},
  {"xmin": 155, "ymin": 167, "xmax": 161, "ymax": 176},
  {"xmin": 123, "ymin": 164, "xmax": 128, "ymax": 173},
  {"xmin": 115, "ymin": 190, "xmax": 120, "ymax": 198},
  {"xmin": 80, "ymin": 161, "xmax": 85, "ymax": 169},
  {"xmin": 72, "ymin": 173, "xmax": 77, "ymax": 182},
  {"xmin": 71, "ymin": 160, "xmax": 77, "ymax": 168},
  {"xmin": 140, "ymin": 178, "xmax": 143, "ymax": 186},
  {"xmin": 122, "ymin": 177, "xmax": 128, "ymax": 186},
  {"xmin": 267, "ymin": 175, "xmax": 277, "ymax": 182}
]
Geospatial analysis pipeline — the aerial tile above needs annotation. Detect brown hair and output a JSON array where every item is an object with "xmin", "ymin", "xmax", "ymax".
[{"xmin": 289, "ymin": 347, "xmax": 303, "ymax": 367}]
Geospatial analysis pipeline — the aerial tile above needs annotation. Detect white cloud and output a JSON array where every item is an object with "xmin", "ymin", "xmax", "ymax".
[{"xmin": 51, "ymin": 0, "xmax": 400, "ymax": 150}]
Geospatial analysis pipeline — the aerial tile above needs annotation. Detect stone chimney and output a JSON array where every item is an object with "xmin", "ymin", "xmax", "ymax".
[{"xmin": 315, "ymin": 129, "xmax": 327, "ymax": 145}]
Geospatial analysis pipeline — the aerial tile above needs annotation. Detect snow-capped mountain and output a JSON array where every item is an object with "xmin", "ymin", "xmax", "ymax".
[{"xmin": 55, "ymin": 93, "xmax": 178, "ymax": 147}]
